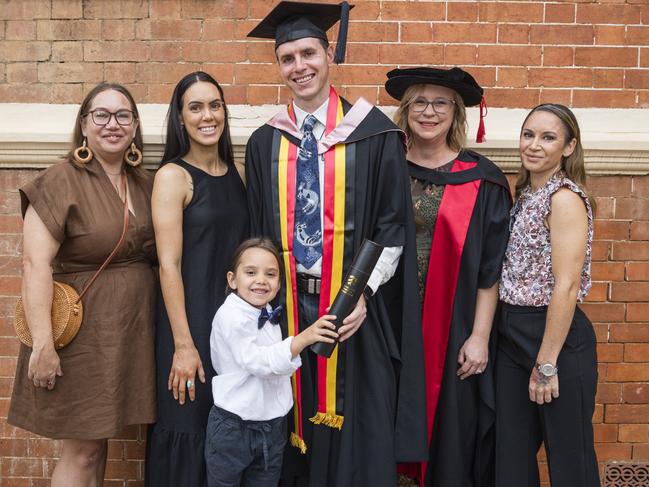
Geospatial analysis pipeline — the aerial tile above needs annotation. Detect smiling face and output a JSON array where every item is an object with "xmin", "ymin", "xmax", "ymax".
[
  {"xmin": 180, "ymin": 81, "xmax": 225, "ymax": 150},
  {"xmin": 227, "ymin": 247, "xmax": 281, "ymax": 309},
  {"xmin": 276, "ymin": 37, "xmax": 334, "ymax": 112},
  {"xmin": 81, "ymin": 89, "xmax": 138, "ymax": 164},
  {"xmin": 519, "ymin": 110, "xmax": 577, "ymax": 183},
  {"xmin": 406, "ymin": 84, "xmax": 457, "ymax": 148}
]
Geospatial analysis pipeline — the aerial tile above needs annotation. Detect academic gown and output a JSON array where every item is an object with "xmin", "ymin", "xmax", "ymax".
[
  {"xmin": 407, "ymin": 151, "xmax": 511, "ymax": 487},
  {"xmin": 245, "ymin": 96, "xmax": 427, "ymax": 487}
]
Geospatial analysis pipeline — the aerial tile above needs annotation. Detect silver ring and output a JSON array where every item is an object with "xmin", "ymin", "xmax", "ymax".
[
  {"xmin": 186, "ymin": 379, "xmax": 193, "ymax": 389},
  {"xmin": 47, "ymin": 379, "xmax": 54, "ymax": 386}
]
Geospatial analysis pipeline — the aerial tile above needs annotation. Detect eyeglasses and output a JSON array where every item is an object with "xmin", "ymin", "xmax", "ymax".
[
  {"xmin": 84, "ymin": 109, "xmax": 136, "ymax": 126},
  {"xmin": 410, "ymin": 97, "xmax": 456, "ymax": 115}
]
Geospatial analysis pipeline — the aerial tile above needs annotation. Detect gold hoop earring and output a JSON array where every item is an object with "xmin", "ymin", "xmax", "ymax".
[
  {"xmin": 124, "ymin": 141, "xmax": 142, "ymax": 167},
  {"xmin": 73, "ymin": 138, "xmax": 93, "ymax": 164}
]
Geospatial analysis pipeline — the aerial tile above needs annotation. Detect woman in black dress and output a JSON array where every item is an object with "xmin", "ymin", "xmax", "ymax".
[{"xmin": 145, "ymin": 71, "xmax": 249, "ymax": 487}]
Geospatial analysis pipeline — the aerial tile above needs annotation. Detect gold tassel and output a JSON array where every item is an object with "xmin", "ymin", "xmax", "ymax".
[
  {"xmin": 290, "ymin": 432, "xmax": 307, "ymax": 454},
  {"xmin": 309, "ymin": 412, "xmax": 344, "ymax": 430}
]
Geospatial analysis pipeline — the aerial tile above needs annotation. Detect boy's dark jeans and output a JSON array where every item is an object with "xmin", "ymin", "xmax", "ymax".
[{"xmin": 205, "ymin": 405, "xmax": 287, "ymax": 487}]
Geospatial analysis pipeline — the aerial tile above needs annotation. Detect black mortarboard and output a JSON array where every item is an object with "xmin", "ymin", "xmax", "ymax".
[
  {"xmin": 247, "ymin": 1, "xmax": 353, "ymax": 64},
  {"xmin": 384, "ymin": 67, "xmax": 484, "ymax": 107}
]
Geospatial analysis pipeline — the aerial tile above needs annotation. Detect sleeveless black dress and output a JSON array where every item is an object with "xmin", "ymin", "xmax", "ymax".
[{"xmin": 145, "ymin": 160, "xmax": 249, "ymax": 487}]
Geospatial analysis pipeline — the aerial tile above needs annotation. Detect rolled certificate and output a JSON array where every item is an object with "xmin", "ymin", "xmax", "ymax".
[{"xmin": 310, "ymin": 239, "xmax": 384, "ymax": 358}]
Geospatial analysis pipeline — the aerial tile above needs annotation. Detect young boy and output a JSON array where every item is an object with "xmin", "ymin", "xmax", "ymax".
[{"xmin": 205, "ymin": 237, "xmax": 337, "ymax": 486}]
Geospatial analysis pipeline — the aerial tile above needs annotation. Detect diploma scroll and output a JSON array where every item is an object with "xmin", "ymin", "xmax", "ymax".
[{"xmin": 310, "ymin": 239, "xmax": 384, "ymax": 358}]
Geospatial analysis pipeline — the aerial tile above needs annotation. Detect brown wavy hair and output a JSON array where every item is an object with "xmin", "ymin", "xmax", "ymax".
[
  {"xmin": 226, "ymin": 237, "xmax": 282, "ymax": 294},
  {"xmin": 515, "ymin": 103, "xmax": 594, "ymax": 212},
  {"xmin": 67, "ymin": 82, "xmax": 146, "ymax": 177},
  {"xmin": 393, "ymin": 84, "xmax": 467, "ymax": 152}
]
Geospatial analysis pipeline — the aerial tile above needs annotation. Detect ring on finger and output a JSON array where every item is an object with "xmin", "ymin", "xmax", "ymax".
[{"xmin": 186, "ymin": 379, "xmax": 193, "ymax": 389}]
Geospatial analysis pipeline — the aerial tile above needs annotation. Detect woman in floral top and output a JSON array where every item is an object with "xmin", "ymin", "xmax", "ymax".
[
  {"xmin": 385, "ymin": 67, "xmax": 511, "ymax": 487},
  {"xmin": 496, "ymin": 104, "xmax": 599, "ymax": 487}
]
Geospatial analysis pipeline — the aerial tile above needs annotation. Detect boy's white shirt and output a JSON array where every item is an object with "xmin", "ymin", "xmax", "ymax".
[{"xmin": 210, "ymin": 292, "xmax": 301, "ymax": 421}]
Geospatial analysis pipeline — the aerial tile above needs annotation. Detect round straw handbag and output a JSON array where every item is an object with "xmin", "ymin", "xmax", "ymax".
[
  {"xmin": 13, "ymin": 173, "xmax": 130, "ymax": 350},
  {"xmin": 14, "ymin": 282, "xmax": 83, "ymax": 349}
]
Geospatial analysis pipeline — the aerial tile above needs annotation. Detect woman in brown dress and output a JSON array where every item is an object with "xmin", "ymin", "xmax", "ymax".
[{"xmin": 8, "ymin": 83, "xmax": 156, "ymax": 485}]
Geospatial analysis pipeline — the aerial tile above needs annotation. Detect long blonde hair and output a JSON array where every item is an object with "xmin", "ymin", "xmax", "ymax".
[
  {"xmin": 393, "ymin": 84, "xmax": 467, "ymax": 152},
  {"xmin": 515, "ymin": 103, "xmax": 594, "ymax": 211}
]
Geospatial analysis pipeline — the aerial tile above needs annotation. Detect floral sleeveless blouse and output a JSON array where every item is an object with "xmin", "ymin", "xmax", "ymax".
[{"xmin": 499, "ymin": 172, "xmax": 593, "ymax": 306}]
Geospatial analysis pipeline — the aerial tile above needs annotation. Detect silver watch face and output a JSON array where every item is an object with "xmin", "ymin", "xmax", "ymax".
[{"xmin": 538, "ymin": 363, "xmax": 557, "ymax": 377}]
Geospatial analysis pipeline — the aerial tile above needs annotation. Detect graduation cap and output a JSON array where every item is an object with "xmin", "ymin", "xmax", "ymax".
[{"xmin": 247, "ymin": 1, "xmax": 353, "ymax": 64}]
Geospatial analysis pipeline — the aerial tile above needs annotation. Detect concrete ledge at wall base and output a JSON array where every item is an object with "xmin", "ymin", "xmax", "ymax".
[{"xmin": 0, "ymin": 103, "xmax": 647, "ymax": 175}]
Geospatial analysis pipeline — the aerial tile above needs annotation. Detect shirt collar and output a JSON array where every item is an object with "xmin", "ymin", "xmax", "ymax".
[
  {"xmin": 293, "ymin": 98, "xmax": 329, "ymax": 131},
  {"xmin": 226, "ymin": 292, "xmax": 271, "ymax": 321}
]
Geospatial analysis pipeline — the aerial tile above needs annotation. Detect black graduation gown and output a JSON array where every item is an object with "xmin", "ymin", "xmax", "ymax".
[
  {"xmin": 409, "ymin": 151, "xmax": 511, "ymax": 487},
  {"xmin": 245, "ymin": 99, "xmax": 427, "ymax": 487}
]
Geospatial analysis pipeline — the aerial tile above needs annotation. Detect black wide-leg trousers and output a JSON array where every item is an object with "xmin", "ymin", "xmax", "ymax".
[{"xmin": 495, "ymin": 303, "xmax": 600, "ymax": 487}]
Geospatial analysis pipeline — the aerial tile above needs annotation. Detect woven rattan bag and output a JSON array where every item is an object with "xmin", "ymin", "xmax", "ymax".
[{"xmin": 13, "ymin": 173, "xmax": 130, "ymax": 349}]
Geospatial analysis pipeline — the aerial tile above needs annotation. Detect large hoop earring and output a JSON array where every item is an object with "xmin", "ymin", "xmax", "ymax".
[
  {"xmin": 73, "ymin": 138, "xmax": 93, "ymax": 164},
  {"xmin": 124, "ymin": 141, "xmax": 142, "ymax": 167}
]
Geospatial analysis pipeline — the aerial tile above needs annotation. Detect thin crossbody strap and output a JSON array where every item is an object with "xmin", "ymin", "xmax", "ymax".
[{"xmin": 76, "ymin": 172, "xmax": 130, "ymax": 303}]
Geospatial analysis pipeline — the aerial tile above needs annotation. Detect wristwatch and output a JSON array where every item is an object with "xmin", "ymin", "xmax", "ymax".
[{"xmin": 536, "ymin": 362, "xmax": 558, "ymax": 380}]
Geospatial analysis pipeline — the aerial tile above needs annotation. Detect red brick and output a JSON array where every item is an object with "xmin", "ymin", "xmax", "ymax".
[
  {"xmin": 633, "ymin": 176, "xmax": 649, "ymax": 197},
  {"xmin": 104, "ymin": 460, "xmax": 140, "ymax": 479},
  {"xmin": 611, "ymin": 282, "xmax": 649, "ymax": 302},
  {"xmin": 134, "ymin": 63, "xmax": 201, "ymax": 84},
  {"xmin": 624, "ymin": 343, "xmax": 649, "ymax": 362},
  {"xmin": 611, "ymin": 323, "xmax": 649, "ymax": 342},
  {"xmin": 596, "ymin": 382, "xmax": 623, "ymax": 404},
  {"xmin": 0, "ymin": 456, "xmax": 45, "ymax": 477},
  {"xmin": 626, "ymin": 70, "xmax": 649, "ymax": 89},
  {"xmin": 379, "ymin": 44, "xmax": 444, "ymax": 65},
  {"xmin": 595, "ymin": 26, "xmax": 626, "ymax": 46},
  {"xmin": 531, "ymin": 25, "xmax": 594, "ymax": 46},
  {"xmin": 539, "ymin": 88, "xmax": 571, "ymax": 106},
  {"xmin": 104, "ymin": 63, "xmax": 137, "ymax": 84},
  {"xmin": 0, "ymin": 41, "xmax": 50, "ymax": 62},
  {"xmin": 585, "ymin": 281, "xmax": 608, "ymax": 302},
  {"xmin": 246, "ymin": 41, "xmax": 276, "ymax": 63},
  {"xmin": 339, "ymin": 86, "xmax": 379, "ymax": 105},
  {"xmin": 202, "ymin": 20, "xmax": 237, "ymax": 41},
  {"xmin": 577, "ymin": 4, "xmax": 642, "ymax": 24},
  {"xmin": 102, "ymin": 19, "xmax": 136, "ymax": 40},
  {"xmin": 594, "ymin": 220, "xmax": 630, "ymax": 240},
  {"xmin": 627, "ymin": 263, "xmax": 649, "ymax": 281},
  {"xmin": 150, "ymin": 0, "xmax": 181, "ymax": 18},
  {"xmin": 444, "ymin": 45, "xmax": 478, "ymax": 66},
  {"xmin": 573, "ymin": 90, "xmax": 637, "ymax": 108},
  {"xmin": 633, "ymin": 443, "xmax": 649, "ymax": 460},
  {"xmin": 84, "ymin": 0, "xmax": 149, "ymax": 19},
  {"xmin": 478, "ymin": 46, "xmax": 542, "ymax": 66},
  {"xmin": 6, "ymin": 63, "xmax": 37, "ymax": 84},
  {"xmin": 594, "ymin": 423, "xmax": 618, "ymax": 442},
  {"xmin": 545, "ymin": 3, "xmax": 575, "ymax": 23},
  {"xmin": 483, "ymin": 88, "xmax": 540, "ymax": 108},
  {"xmin": 641, "ymin": 48, "xmax": 649, "ymax": 68},
  {"xmin": 594, "ymin": 442, "xmax": 632, "ymax": 461},
  {"xmin": 0, "ymin": 1, "xmax": 50, "ymax": 20},
  {"xmin": 107, "ymin": 439, "xmax": 124, "ymax": 460},
  {"xmin": 529, "ymin": 68, "xmax": 592, "ymax": 88},
  {"xmin": 51, "ymin": 83, "xmax": 83, "ymax": 103},
  {"xmin": 5, "ymin": 21, "xmax": 36, "ymax": 41},
  {"xmin": 606, "ymin": 404, "xmax": 649, "ymax": 424},
  {"xmin": 51, "ymin": 41, "xmax": 83, "ymax": 62},
  {"xmin": 616, "ymin": 198, "xmax": 649, "ymax": 219},
  {"xmin": 594, "ymin": 198, "xmax": 614, "ymax": 220},
  {"xmin": 38, "ymin": 63, "xmax": 103, "ymax": 83},
  {"xmin": 631, "ymin": 221, "xmax": 649, "ymax": 240},
  {"xmin": 623, "ymin": 383, "xmax": 649, "ymax": 403},
  {"xmin": 0, "ymin": 438, "xmax": 28, "ymax": 456},
  {"xmin": 125, "ymin": 440, "xmax": 146, "ymax": 460},
  {"xmin": 145, "ymin": 83, "xmax": 175, "ymax": 103},
  {"xmin": 233, "ymin": 64, "xmax": 280, "ymax": 86},
  {"xmin": 28, "ymin": 438, "xmax": 61, "ymax": 457},
  {"xmin": 575, "ymin": 47, "xmax": 638, "ymax": 68},
  {"xmin": 221, "ymin": 84, "xmax": 246, "ymax": 105},
  {"xmin": 84, "ymin": 41, "xmax": 150, "ymax": 62},
  {"xmin": 479, "ymin": 2, "xmax": 544, "ymax": 22},
  {"xmin": 52, "ymin": 0, "xmax": 83, "ymax": 19},
  {"xmin": 619, "ymin": 424, "xmax": 649, "ymax": 443},
  {"xmin": 182, "ymin": 0, "xmax": 248, "ymax": 19},
  {"xmin": 589, "ymin": 176, "xmax": 632, "ymax": 197},
  {"xmin": 542, "ymin": 47, "xmax": 574, "ymax": 67},
  {"xmin": 595, "ymin": 403, "xmax": 604, "ymax": 423},
  {"xmin": 433, "ymin": 22, "xmax": 497, "ymax": 43},
  {"xmin": 627, "ymin": 304, "xmax": 649, "ymax": 322},
  {"xmin": 136, "ymin": 19, "xmax": 201, "ymax": 40},
  {"xmin": 150, "ymin": 41, "xmax": 183, "ymax": 62},
  {"xmin": 597, "ymin": 343, "xmax": 624, "ymax": 362},
  {"xmin": 498, "ymin": 24, "xmax": 530, "ymax": 44},
  {"xmin": 627, "ymin": 26, "xmax": 649, "ymax": 45},
  {"xmin": 497, "ymin": 67, "xmax": 529, "ymax": 88},
  {"xmin": 348, "ymin": 22, "xmax": 398, "ymax": 42},
  {"xmin": 381, "ymin": 2, "xmax": 445, "ymax": 21},
  {"xmin": 448, "ymin": 2, "xmax": 478, "ymax": 21},
  {"xmin": 581, "ymin": 303, "xmax": 625, "ymax": 323},
  {"xmin": 0, "ymin": 84, "xmax": 51, "ymax": 103},
  {"xmin": 592, "ymin": 263, "xmax": 624, "ymax": 283},
  {"xmin": 36, "ymin": 19, "xmax": 101, "ymax": 40},
  {"xmin": 181, "ymin": 42, "xmax": 245, "ymax": 63},
  {"xmin": 0, "ymin": 478, "xmax": 30, "ymax": 487},
  {"xmin": 345, "ymin": 43, "xmax": 380, "ymax": 65},
  {"xmin": 594, "ymin": 69, "xmax": 625, "ymax": 88},
  {"xmin": 400, "ymin": 23, "xmax": 433, "ymax": 43}
]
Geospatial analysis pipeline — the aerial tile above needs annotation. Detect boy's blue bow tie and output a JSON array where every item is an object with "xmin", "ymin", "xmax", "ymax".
[{"xmin": 258, "ymin": 305, "xmax": 283, "ymax": 329}]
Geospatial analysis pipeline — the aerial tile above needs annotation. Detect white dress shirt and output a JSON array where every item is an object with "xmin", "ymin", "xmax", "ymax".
[
  {"xmin": 292, "ymin": 100, "xmax": 403, "ymax": 293},
  {"xmin": 210, "ymin": 293, "xmax": 301, "ymax": 421}
]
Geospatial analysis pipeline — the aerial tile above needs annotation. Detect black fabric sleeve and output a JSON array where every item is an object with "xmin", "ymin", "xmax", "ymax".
[
  {"xmin": 477, "ymin": 181, "xmax": 512, "ymax": 289},
  {"xmin": 244, "ymin": 135, "xmax": 264, "ymax": 239}
]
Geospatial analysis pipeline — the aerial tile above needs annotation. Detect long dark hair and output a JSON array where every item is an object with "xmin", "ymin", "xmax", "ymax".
[
  {"xmin": 68, "ymin": 82, "xmax": 146, "ymax": 177},
  {"xmin": 225, "ymin": 237, "xmax": 282, "ymax": 294},
  {"xmin": 161, "ymin": 71, "xmax": 234, "ymax": 166}
]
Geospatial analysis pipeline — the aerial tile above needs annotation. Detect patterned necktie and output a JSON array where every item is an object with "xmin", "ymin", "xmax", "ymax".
[
  {"xmin": 258, "ymin": 305, "xmax": 283, "ymax": 329},
  {"xmin": 293, "ymin": 114, "xmax": 322, "ymax": 269}
]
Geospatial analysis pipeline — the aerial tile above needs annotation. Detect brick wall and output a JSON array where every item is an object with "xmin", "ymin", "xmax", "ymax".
[
  {"xmin": 0, "ymin": 0, "xmax": 648, "ymax": 108},
  {"xmin": 1, "ymin": 0, "xmax": 649, "ymax": 485}
]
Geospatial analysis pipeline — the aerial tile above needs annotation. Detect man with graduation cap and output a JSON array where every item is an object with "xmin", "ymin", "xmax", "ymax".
[{"xmin": 245, "ymin": 2, "xmax": 427, "ymax": 486}]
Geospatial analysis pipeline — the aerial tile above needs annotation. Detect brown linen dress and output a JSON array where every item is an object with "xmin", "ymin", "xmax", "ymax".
[{"xmin": 8, "ymin": 158, "xmax": 157, "ymax": 439}]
